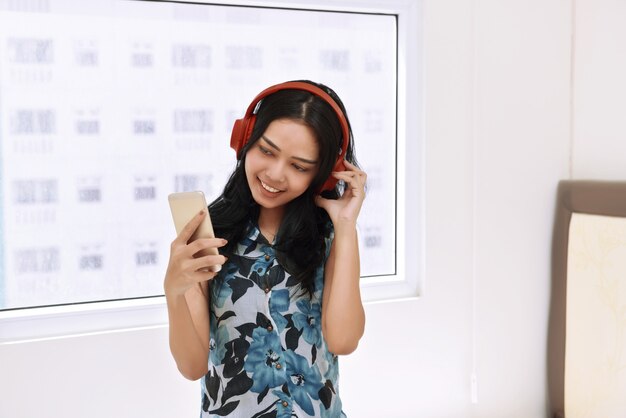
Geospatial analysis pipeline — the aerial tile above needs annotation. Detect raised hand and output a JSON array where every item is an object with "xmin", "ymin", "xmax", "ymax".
[
  {"xmin": 315, "ymin": 160, "xmax": 367, "ymax": 226},
  {"xmin": 164, "ymin": 210, "xmax": 228, "ymax": 297}
]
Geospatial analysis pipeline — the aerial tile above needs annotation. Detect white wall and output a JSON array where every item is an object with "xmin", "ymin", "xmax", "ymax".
[
  {"xmin": 572, "ymin": 0, "xmax": 626, "ymax": 179},
  {"xmin": 2, "ymin": 0, "xmax": 625, "ymax": 417}
]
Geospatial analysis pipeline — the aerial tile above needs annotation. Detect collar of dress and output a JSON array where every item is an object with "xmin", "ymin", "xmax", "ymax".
[{"xmin": 245, "ymin": 220, "xmax": 274, "ymax": 246}]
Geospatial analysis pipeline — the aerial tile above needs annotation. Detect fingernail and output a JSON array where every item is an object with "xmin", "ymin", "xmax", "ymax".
[{"xmin": 199, "ymin": 209, "xmax": 205, "ymax": 215}]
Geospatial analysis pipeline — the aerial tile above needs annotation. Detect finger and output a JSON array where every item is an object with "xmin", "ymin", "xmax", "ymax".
[
  {"xmin": 190, "ymin": 269, "xmax": 218, "ymax": 282},
  {"xmin": 176, "ymin": 209, "xmax": 207, "ymax": 244},
  {"xmin": 339, "ymin": 168, "xmax": 367, "ymax": 181},
  {"xmin": 186, "ymin": 237, "xmax": 228, "ymax": 256},
  {"xmin": 331, "ymin": 171, "xmax": 354, "ymax": 180},
  {"xmin": 333, "ymin": 174, "xmax": 365, "ymax": 198},
  {"xmin": 191, "ymin": 253, "xmax": 228, "ymax": 271},
  {"xmin": 315, "ymin": 195, "xmax": 329, "ymax": 209},
  {"xmin": 332, "ymin": 171, "xmax": 364, "ymax": 185},
  {"xmin": 338, "ymin": 161, "xmax": 367, "ymax": 177},
  {"xmin": 343, "ymin": 160, "xmax": 358, "ymax": 170},
  {"xmin": 190, "ymin": 253, "xmax": 226, "ymax": 272},
  {"xmin": 332, "ymin": 167, "xmax": 363, "ymax": 176},
  {"xmin": 341, "ymin": 160, "xmax": 366, "ymax": 175}
]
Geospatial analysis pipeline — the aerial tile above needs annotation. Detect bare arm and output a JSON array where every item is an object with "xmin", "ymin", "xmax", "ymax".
[
  {"xmin": 321, "ymin": 221, "xmax": 365, "ymax": 355},
  {"xmin": 164, "ymin": 210, "xmax": 227, "ymax": 380},
  {"xmin": 316, "ymin": 161, "xmax": 367, "ymax": 355}
]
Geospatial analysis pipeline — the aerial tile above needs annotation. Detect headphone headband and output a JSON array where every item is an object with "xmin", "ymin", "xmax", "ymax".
[{"xmin": 230, "ymin": 81, "xmax": 349, "ymax": 193}]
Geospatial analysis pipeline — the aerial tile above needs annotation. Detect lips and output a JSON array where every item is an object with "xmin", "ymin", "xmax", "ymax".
[{"xmin": 259, "ymin": 178, "xmax": 284, "ymax": 194}]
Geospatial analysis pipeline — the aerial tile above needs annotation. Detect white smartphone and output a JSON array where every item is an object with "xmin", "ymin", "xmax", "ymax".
[{"xmin": 168, "ymin": 191, "xmax": 221, "ymax": 272}]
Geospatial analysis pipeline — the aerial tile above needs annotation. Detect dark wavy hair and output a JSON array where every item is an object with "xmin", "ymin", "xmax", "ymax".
[{"xmin": 208, "ymin": 80, "xmax": 358, "ymax": 295}]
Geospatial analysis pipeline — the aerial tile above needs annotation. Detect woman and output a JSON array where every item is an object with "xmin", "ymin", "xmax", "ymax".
[{"xmin": 164, "ymin": 80, "xmax": 366, "ymax": 417}]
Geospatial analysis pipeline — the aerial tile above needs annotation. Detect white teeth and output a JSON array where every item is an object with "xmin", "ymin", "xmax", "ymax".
[{"xmin": 260, "ymin": 180, "xmax": 281, "ymax": 193}]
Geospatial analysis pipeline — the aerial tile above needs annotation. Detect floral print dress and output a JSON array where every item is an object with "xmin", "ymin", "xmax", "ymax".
[{"xmin": 201, "ymin": 221, "xmax": 346, "ymax": 418}]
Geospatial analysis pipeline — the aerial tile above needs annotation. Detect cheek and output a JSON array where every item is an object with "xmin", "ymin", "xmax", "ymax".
[
  {"xmin": 243, "ymin": 157, "xmax": 257, "ymax": 188},
  {"xmin": 243, "ymin": 153, "xmax": 256, "ymax": 175}
]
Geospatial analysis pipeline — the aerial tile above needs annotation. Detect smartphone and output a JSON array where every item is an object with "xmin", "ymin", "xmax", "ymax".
[{"xmin": 168, "ymin": 191, "xmax": 221, "ymax": 272}]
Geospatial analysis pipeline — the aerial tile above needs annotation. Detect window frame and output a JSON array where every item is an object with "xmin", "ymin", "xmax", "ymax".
[{"xmin": 0, "ymin": 0, "xmax": 423, "ymax": 343}]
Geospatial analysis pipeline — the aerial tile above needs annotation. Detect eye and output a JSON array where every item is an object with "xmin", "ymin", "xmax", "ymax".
[
  {"xmin": 293, "ymin": 164, "xmax": 307, "ymax": 172},
  {"xmin": 258, "ymin": 145, "xmax": 272, "ymax": 156}
]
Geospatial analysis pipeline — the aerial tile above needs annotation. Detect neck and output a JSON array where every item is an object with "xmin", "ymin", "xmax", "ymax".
[{"xmin": 258, "ymin": 206, "xmax": 284, "ymax": 242}]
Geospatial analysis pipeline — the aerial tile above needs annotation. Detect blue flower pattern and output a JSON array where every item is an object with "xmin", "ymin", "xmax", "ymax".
[
  {"xmin": 293, "ymin": 299, "xmax": 323, "ymax": 347},
  {"xmin": 244, "ymin": 327, "xmax": 287, "ymax": 392},
  {"xmin": 269, "ymin": 288, "xmax": 291, "ymax": 333},
  {"xmin": 200, "ymin": 222, "xmax": 347, "ymax": 417},
  {"xmin": 283, "ymin": 350, "xmax": 323, "ymax": 416}
]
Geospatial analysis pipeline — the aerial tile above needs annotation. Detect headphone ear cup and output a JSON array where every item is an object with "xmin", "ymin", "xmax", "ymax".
[
  {"xmin": 244, "ymin": 115, "xmax": 256, "ymax": 148},
  {"xmin": 230, "ymin": 118, "xmax": 245, "ymax": 156},
  {"xmin": 320, "ymin": 177, "xmax": 336, "ymax": 193},
  {"xmin": 319, "ymin": 158, "xmax": 347, "ymax": 192},
  {"xmin": 333, "ymin": 158, "xmax": 347, "ymax": 174},
  {"xmin": 230, "ymin": 115, "xmax": 257, "ymax": 158}
]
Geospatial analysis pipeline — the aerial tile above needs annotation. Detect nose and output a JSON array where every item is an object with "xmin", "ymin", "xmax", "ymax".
[{"xmin": 266, "ymin": 160, "xmax": 287, "ymax": 184}]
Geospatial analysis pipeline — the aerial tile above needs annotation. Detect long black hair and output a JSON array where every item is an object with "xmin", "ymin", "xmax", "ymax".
[{"xmin": 209, "ymin": 80, "xmax": 358, "ymax": 295}]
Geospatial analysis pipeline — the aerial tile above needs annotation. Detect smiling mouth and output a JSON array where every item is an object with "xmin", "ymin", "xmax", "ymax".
[{"xmin": 259, "ymin": 178, "xmax": 283, "ymax": 193}]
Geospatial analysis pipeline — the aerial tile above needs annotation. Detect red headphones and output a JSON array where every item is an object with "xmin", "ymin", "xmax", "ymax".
[{"xmin": 230, "ymin": 81, "xmax": 349, "ymax": 193}]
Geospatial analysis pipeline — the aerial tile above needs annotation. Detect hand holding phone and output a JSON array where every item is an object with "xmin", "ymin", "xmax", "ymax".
[{"xmin": 168, "ymin": 191, "xmax": 221, "ymax": 273}]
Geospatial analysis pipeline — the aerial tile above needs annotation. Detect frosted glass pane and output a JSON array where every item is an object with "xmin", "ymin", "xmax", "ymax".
[{"xmin": 0, "ymin": 1, "xmax": 397, "ymax": 310}]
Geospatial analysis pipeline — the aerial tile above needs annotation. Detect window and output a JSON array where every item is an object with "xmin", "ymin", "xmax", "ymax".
[{"xmin": 0, "ymin": 0, "xmax": 421, "ymax": 340}]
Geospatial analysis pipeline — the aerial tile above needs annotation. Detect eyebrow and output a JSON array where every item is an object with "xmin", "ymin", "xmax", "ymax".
[{"xmin": 261, "ymin": 135, "xmax": 318, "ymax": 165}]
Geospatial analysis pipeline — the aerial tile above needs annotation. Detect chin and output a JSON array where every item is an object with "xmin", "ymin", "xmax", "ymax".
[{"xmin": 250, "ymin": 189, "xmax": 285, "ymax": 210}]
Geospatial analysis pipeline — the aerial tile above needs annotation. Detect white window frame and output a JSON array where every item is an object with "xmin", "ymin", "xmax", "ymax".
[{"xmin": 0, "ymin": 0, "xmax": 423, "ymax": 343}]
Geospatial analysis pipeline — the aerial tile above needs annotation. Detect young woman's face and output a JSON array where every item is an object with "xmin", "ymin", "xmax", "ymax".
[{"xmin": 245, "ymin": 118, "xmax": 320, "ymax": 212}]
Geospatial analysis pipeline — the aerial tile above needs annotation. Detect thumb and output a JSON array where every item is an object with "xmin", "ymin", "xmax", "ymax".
[{"xmin": 315, "ymin": 195, "xmax": 329, "ymax": 209}]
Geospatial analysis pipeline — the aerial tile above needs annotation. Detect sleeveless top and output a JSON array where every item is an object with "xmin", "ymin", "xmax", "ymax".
[{"xmin": 201, "ymin": 221, "xmax": 346, "ymax": 418}]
